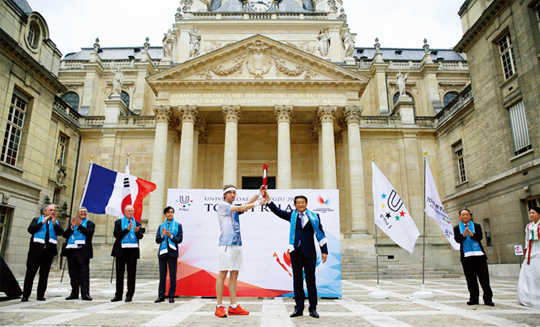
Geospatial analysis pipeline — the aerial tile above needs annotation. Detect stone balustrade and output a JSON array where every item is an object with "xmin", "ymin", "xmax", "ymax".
[{"xmin": 189, "ymin": 11, "xmax": 328, "ymax": 20}]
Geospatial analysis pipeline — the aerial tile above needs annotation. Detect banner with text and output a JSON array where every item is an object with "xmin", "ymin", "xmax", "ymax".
[{"xmin": 166, "ymin": 189, "xmax": 342, "ymax": 298}]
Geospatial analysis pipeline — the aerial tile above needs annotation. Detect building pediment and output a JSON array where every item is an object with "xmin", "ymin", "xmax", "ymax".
[{"xmin": 147, "ymin": 35, "xmax": 369, "ymax": 93}]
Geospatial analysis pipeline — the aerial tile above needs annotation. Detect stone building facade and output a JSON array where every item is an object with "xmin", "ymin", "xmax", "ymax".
[
  {"xmin": 10, "ymin": 0, "xmax": 534, "ymax": 276},
  {"xmin": 0, "ymin": 0, "xmax": 81, "ymax": 273},
  {"xmin": 445, "ymin": 0, "xmax": 540, "ymax": 274}
]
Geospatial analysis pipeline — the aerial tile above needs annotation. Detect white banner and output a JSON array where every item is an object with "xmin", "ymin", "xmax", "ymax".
[
  {"xmin": 167, "ymin": 189, "xmax": 342, "ymax": 297},
  {"xmin": 372, "ymin": 161, "xmax": 420, "ymax": 254},
  {"xmin": 425, "ymin": 160, "xmax": 460, "ymax": 250}
]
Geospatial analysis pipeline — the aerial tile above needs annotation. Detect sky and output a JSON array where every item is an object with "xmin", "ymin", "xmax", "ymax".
[{"xmin": 29, "ymin": 0, "xmax": 467, "ymax": 58}]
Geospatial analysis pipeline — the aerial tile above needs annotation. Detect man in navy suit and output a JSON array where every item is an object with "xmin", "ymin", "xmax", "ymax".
[
  {"xmin": 110, "ymin": 205, "xmax": 144, "ymax": 302},
  {"xmin": 154, "ymin": 206, "xmax": 183, "ymax": 303},
  {"xmin": 265, "ymin": 190, "xmax": 328, "ymax": 318},
  {"xmin": 62, "ymin": 207, "xmax": 95, "ymax": 301}
]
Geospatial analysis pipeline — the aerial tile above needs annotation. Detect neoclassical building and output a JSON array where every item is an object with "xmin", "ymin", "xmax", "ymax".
[
  {"xmin": 15, "ymin": 0, "xmax": 537, "ymax": 276},
  {"xmin": 53, "ymin": 0, "xmax": 471, "ymax": 271}
]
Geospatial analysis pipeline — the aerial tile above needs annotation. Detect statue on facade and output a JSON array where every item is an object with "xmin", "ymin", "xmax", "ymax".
[
  {"xmin": 396, "ymin": 71, "xmax": 409, "ymax": 97},
  {"xmin": 93, "ymin": 38, "xmax": 100, "ymax": 53},
  {"xmin": 302, "ymin": 0, "xmax": 314, "ymax": 11},
  {"xmin": 327, "ymin": 0, "xmax": 338, "ymax": 13},
  {"xmin": 111, "ymin": 68, "xmax": 123, "ymax": 97},
  {"xmin": 143, "ymin": 37, "xmax": 150, "ymax": 52},
  {"xmin": 342, "ymin": 28, "xmax": 355, "ymax": 58},
  {"xmin": 189, "ymin": 27, "xmax": 202, "ymax": 58},
  {"xmin": 317, "ymin": 28, "xmax": 330, "ymax": 59},
  {"xmin": 374, "ymin": 37, "xmax": 381, "ymax": 53},
  {"xmin": 162, "ymin": 29, "xmax": 174, "ymax": 59},
  {"xmin": 338, "ymin": 8, "xmax": 347, "ymax": 21}
]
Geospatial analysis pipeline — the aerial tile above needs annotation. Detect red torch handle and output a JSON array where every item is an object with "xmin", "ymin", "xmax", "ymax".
[{"xmin": 262, "ymin": 164, "xmax": 268, "ymax": 196}]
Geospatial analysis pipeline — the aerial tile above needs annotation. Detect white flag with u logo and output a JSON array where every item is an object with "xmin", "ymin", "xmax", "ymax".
[{"xmin": 372, "ymin": 161, "xmax": 420, "ymax": 253}]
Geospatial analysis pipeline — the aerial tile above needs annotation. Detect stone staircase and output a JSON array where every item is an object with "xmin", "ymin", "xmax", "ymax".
[{"xmin": 341, "ymin": 247, "xmax": 461, "ymax": 279}]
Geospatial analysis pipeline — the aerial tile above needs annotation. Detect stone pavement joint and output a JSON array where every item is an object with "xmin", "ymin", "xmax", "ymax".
[{"xmin": 0, "ymin": 277, "xmax": 539, "ymax": 327}]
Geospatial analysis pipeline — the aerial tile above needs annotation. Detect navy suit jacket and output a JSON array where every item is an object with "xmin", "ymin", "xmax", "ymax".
[
  {"xmin": 155, "ymin": 222, "xmax": 183, "ymax": 258},
  {"xmin": 454, "ymin": 222, "xmax": 487, "ymax": 262},
  {"xmin": 111, "ymin": 218, "xmax": 144, "ymax": 259},
  {"xmin": 267, "ymin": 202, "xmax": 328, "ymax": 258},
  {"xmin": 62, "ymin": 220, "xmax": 95, "ymax": 259}
]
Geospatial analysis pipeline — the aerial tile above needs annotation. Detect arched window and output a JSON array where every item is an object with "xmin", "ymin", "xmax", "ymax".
[
  {"xmin": 121, "ymin": 91, "xmax": 130, "ymax": 109},
  {"xmin": 393, "ymin": 92, "xmax": 415, "ymax": 107},
  {"xmin": 443, "ymin": 92, "xmax": 459, "ymax": 107},
  {"xmin": 27, "ymin": 22, "xmax": 40, "ymax": 48},
  {"xmin": 61, "ymin": 92, "xmax": 80, "ymax": 111}
]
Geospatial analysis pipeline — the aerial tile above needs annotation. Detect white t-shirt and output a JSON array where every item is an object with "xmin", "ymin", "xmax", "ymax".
[{"xmin": 217, "ymin": 202, "xmax": 242, "ymax": 246}]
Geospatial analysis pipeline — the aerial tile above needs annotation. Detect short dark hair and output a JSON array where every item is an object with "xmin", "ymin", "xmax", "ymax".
[
  {"xmin": 163, "ymin": 206, "xmax": 175, "ymax": 214},
  {"xmin": 530, "ymin": 206, "xmax": 540, "ymax": 215},
  {"xmin": 458, "ymin": 208, "xmax": 471, "ymax": 215},
  {"xmin": 294, "ymin": 195, "xmax": 308, "ymax": 205}
]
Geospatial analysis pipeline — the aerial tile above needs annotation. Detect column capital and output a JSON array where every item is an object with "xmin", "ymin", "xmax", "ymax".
[
  {"xmin": 344, "ymin": 105, "xmax": 364, "ymax": 124},
  {"xmin": 153, "ymin": 105, "xmax": 172, "ymax": 124},
  {"xmin": 199, "ymin": 130, "xmax": 208, "ymax": 144},
  {"xmin": 194, "ymin": 115, "xmax": 206, "ymax": 130},
  {"xmin": 222, "ymin": 105, "xmax": 241, "ymax": 123},
  {"xmin": 317, "ymin": 105, "xmax": 337, "ymax": 123},
  {"xmin": 179, "ymin": 105, "xmax": 199, "ymax": 123},
  {"xmin": 274, "ymin": 105, "xmax": 293, "ymax": 123}
]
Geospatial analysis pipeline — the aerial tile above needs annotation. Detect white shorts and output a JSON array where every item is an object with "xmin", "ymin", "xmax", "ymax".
[{"xmin": 219, "ymin": 245, "xmax": 243, "ymax": 271}]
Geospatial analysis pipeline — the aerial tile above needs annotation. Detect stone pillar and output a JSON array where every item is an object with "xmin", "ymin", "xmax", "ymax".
[
  {"xmin": 344, "ymin": 105, "xmax": 368, "ymax": 235},
  {"xmin": 142, "ymin": 105, "xmax": 171, "ymax": 255},
  {"xmin": 191, "ymin": 117, "xmax": 203, "ymax": 188},
  {"xmin": 317, "ymin": 105, "xmax": 337, "ymax": 189},
  {"xmin": 274, "ymin": 105, "xmax": 293, "ymax": 189},
  {"xmin": 394, "ymin": 96, "xmax": 415, "ymax": 125},
  {"xmin": 103, "ymin": 97, "xmax": 128, "ymax": 128},
  {"xmin": 222, "ymin": 105, "xmax": 241, "ymax": 186},
  {"xmin": 177, "ymin": 105, "xmax": 199, "ymax": 189}
]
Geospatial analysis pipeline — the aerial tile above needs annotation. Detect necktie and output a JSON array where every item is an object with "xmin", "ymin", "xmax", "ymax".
[{"xmin": 300, "ymin": 213, "xmax": 306, "ymax": 228}]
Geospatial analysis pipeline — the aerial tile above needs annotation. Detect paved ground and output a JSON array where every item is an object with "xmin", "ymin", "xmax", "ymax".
[{"xmin": 0, "ymin": 276, "xmax": 538, "ymax": 326}]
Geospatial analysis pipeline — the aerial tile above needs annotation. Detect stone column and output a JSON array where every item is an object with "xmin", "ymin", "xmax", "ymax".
[
  {"xmin": 275, "ymin": 105, "xmax": 293, "ymax": 189},
  {"xmin": 177, "ymin": 105, "xmax": 199, "ymax": 189},
  {"xmin": 222, "ymin": 105, "xmax": 241, "ymax": 186},
  {"xmin": 317, "ymin": 105, "xmax": 337, "ymax": 189},
  {"xmin": 191, "ymin": 117, "xmax": 204, "ymax": 188},
  {"xmin": 344, "ymin": 105, "xmax": 368, "ymax": 235},
  {"xmin": 142, "ymin": 105, "xmax": 171, "ymax": 254}
]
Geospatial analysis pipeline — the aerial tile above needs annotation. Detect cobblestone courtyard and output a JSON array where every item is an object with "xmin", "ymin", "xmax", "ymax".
[{"xmin": 1, "ymin": 276, "xmax": 538, "ymax": 326}]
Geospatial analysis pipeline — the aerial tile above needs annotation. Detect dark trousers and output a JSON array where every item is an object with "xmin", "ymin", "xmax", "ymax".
[
  {"xmin": 291, "ymin": 250, "xmax": 317, "ymax": 312},
  {"xmin": 462, "ymin": 256, "xmax": 493, "ymax": 303},
  {"xmin": 67, "ymin": 250, "xmax": 90, "ymax": 297},
  {"xmin": 23, "ymin": 252, "xmax": 54, "ymax": 298},
  {"xmin": 115, "ymin": 252, "xmax": 138, "ymax": 298},
  {"xmin": 158, "ymin": 255, "xmax": 177, "ymax": 298}
]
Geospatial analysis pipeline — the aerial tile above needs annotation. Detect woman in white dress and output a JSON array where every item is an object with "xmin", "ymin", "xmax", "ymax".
[{"xmin": 517, "ymin": 206, "xmax": 540, "ymax": 307}]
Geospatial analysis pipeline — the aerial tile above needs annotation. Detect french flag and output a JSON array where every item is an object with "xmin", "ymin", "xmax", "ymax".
[{"xmin": 80, "ymin": 161, "xmax": 156, "ymax": 222}]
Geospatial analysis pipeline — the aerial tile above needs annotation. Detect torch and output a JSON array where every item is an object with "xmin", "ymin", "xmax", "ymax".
[{"xmin": 262, "ymin": 163, "xmax": 268, "ymax": 197}]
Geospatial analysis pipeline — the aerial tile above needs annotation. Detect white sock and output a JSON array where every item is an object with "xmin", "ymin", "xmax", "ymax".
[{"xmin": 230, "ymin": 304, "xmax": 238, "ymax": 309}]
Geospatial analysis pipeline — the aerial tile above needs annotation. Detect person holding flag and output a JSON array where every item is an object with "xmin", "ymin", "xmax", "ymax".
[
  {"xmin": 111, "ymin": 205, "xmax": 144, "ymax": 302},
  {"xmin": 22, "ymin": 204, "xmax": 64, "ymax": 302},
  {"xmin": 154, "ymin": 206, "xmax": 183, "ymax": 303},
  {"xmin": 62, "ymin": 207, "xmax": 95, "ymax": 301},
  {"xmin": 454, "ymin": 209, "xmax": 494, "ymax": 306}
]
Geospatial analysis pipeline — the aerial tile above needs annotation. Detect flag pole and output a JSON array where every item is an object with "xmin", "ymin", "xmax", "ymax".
[
  {"xmin": 369, "ymin": 154, "xmax": 388, "ymax": 299},
  {"xmin": 414, "ymin": 152, "xmax": 434, "ymax": 299}
]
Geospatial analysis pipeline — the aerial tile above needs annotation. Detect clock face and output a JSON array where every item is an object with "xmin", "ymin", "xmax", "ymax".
[{"xmin": 248, "ymin": 0, "xmax": 273, "ymax": 12}]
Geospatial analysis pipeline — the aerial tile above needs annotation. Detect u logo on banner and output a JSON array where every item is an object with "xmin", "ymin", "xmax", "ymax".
[
  {"xmin": 178, "ymin": 196, "xmax": 190, "ymax": 205},
  {"xmin": 387, "ymin": 190, "xmax": 403, "ymax": 212}
]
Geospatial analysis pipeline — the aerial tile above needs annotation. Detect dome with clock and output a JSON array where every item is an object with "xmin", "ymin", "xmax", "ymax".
[{"xmin": 211, "ymin": 0, "xmax": 314, "ymax": 12}]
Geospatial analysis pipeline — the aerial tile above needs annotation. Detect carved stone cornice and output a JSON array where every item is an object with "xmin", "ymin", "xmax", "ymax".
[
  {"xmin": 317, "ymin": 105, "xmax": 337, "ymax": 123},
  {"xmin": 179, "ymin": 105, "xmax": 199, "ymax": 123},
  {"xmin": 153, "ymin": 105, "xmax": 172, "ymax": 124},
  {"xmin": 343, "ymin": 105, "xmax": 363, "ymax": 124},
  {"xmin": 222, "ymin": 105, "xmax": 241, "ymax": 123},
  {"xmin": 274, "ymin": 105, "xmax": 293, "ymax": 123}
]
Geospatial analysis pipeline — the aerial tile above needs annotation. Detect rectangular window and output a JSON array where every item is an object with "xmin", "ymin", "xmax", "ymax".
[
  {"xmin": 242, "ymin": 176, "xmax": 276, "ymax": 190},
  {"xmin": 1, "ymin": 92, "xmax": 28, "ymax": 166},
  {"xmin": 508, "ymin": 100, "xmax": 531, "ymax": 154},
  {"xmin": 0, "ymin": 206, "xmax": 13, "ymax": 257},
  {"xmin": 56, "ymin": 133, "xmax": 68, "ymax": 165},
  {"xmin": 498, "ymin": 33, "xmax": 516, "ymax": 80},
  {"xmin": 483, "ymin": 218, "xmax": 492, "ymax": 247},
  {"xmin": 454, "ymin": 142, "xmax": 467, "ymax": 183}
]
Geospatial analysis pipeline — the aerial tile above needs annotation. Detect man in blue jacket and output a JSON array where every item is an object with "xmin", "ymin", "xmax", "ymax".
[{"xmin": 265, "ymin": 190, "xmax": 328, "ymax": 318}]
